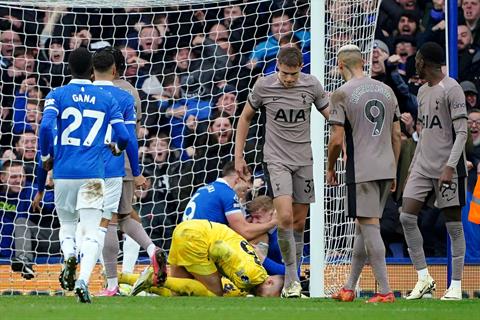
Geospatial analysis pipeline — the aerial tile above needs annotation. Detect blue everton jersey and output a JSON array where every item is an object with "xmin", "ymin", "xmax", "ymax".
[
  {"xmin": 42, "ymin": 79, "xmax": 124, "ymax": 179},
  {"xmin": 183, "ymin": 178, "xmax": 243, "ymax": 224},
  {"xmin": 94, "ymin": 81, "xmax": 136, "ymax": 178}
]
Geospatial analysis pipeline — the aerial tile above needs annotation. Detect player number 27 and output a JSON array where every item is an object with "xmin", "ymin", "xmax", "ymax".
[
  {"xmin": 61, "ymin": 107, "xmax": 105, "ymax": 146},
  {"xmin": 364, "ymin": 99, "xmax": 385, "ymax": 136}
]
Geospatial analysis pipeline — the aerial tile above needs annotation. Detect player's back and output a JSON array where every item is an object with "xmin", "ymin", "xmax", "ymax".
[
  {"xmin": 44, "ymin": 80, "xmax": 121, "ymax": 179},
  {"xmin": 175, "ymin": 220, "xmax": 268, "ymax": 290},
  {"xmin": 94, "ymin": 81, "xmax": 136, "ymax": 178},
  {"xmin": 183, "ymin": 178, "xmax": 242, "ymax": 224},
  {"xmin": 331, "ymin": 77, "xmax": 399, "ymax": 184}
]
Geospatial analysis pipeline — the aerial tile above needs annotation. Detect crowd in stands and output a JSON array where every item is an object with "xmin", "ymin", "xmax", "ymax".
[{"xmin": 0, "ymin": 0, "xmax": 479, "ymax": 267}]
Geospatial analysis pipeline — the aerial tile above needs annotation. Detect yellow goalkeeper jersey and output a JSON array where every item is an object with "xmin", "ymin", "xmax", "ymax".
[{"xmin": 168, "ymin": 220, "xmax": 268, "ymax": 292}]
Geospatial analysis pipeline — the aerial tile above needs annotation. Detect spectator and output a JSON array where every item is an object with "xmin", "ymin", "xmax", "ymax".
[
  {"xmin": 120, "ymin": 44, "xmax": 148, "ymax": 88},
  {"xmin": 215, "ymin": 91, "xmax": 237, "ymax": 117},
  {"xmin": 462, "ymin": 0, "xmax": 480, "ymax": 45},
  {"xmin": 264, "ymin": 33, "xmax": 311, "ymax": 75},
  {"xmin": 139, "ymin": 134, "xmax": 180, "ymax": 249},
  {"xmin": 390, "ymin": 10, "xmax": 426, "ymax": 54},
  {"xmin": 137, "ymin": 25, "xmax": 167, "ymax": 76},
  {"xmin": 13, "ymin": 130, "xmax": 37, "ymax": 181},
  {"xmin": 38, "ymin": 37, "xmax": 70, "ymax": 88},
  {"xmin": 12, "ymin": 170, "xmax": 59, "ymax": 279},
  {"xmin": 159, "ymin": 74, "xmax": 212, "ymax": 160},
  {"xmin": 0, "ymin": 29, "xmax": 22, "ymax": 68},
  {"xmin": 458, "ymin": 24, "xmax": 478, "ymax": 82},
  {"xmin": 464, "ymin": 109, "xmax": 480, "ymax": 260},
  {"xmin": 0, "ymin": 161, "xmax": 33, "ymax": 265},
  {"xmin": 247, "ymin": 11, "xmax": 310, "ymax": 71},
  {"xmin": 13, "ymin": 98, "xmax": 43, "ymax": 135},
  {"xmin": 461, "ymin": 80, "xmax": 479, "ymax": 110},
  {"xmin": 0, "ymin": 47, "xmax": 36, "ymax": 108}
]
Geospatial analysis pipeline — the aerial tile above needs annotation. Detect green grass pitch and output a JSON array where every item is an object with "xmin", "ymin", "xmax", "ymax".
[{"xmin": 0, "ymin": 296, "xmax": 479, "ymax": 320}]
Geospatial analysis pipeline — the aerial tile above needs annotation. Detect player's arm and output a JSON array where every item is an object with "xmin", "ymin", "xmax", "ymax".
[
  {"xmin": 442, "ymin": 86, "xmax": 469, "ymax": 184},
  {"xmin": 124, "ymin": 97, "xmax": 142, "ymax": 181},
  {"xmin": 234, "ymin": 101, "xmax": 256, "ymax": 180},
  {"xmin": 39, "ymin": 95, "xmax": 58, "ymax": 169},
  {"xmin": 109, "ymin": 98, "xmax": 130, "ymax": 153},
  {"xmin": 327, "ymin": 124, "xmax": 344, "ymax": 185},
  {"xmin": 226, "ymin": 212, "xmax": 276, "ymax": 241},
  {"xmin": 391, "ymin": 103, "xmax": 402, "ymax": 168},
  {"xmin": 326, "ymin": 90, "xmax": 345, "ymax": 185},
  {"xmin": 314, "ymin": 77, "xmax": 330, "ymax": 119}
]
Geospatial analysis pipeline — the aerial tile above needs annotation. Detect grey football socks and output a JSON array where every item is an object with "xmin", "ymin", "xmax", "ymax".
[
  {"xmin": 400, "ymin": 212, "xmax": 428, "ymax": 271},
  {"xmin": 118, "ymin": 216, "xmax": 154, "ymax": 251},
  {"xmin": 293, "ymin": 230, "xmax": 304, "ymax": 269},
  {"xmin": 446, "ymin": 221, "xmax": 465, "ymax": 281},
  {"xmin": 103, "ymin": 223, "xmax": 119, "ymax": 279},
  {"xmin": 344, "ymin": 227, "xmax": 367, "ymax": 291},
  {"xmin": 359, "ymin": 223, "xmax": 390, "ymax": 294},
  {"xmin": 277, "ymin": 227, "xmax": 299, "ymax": 286}
]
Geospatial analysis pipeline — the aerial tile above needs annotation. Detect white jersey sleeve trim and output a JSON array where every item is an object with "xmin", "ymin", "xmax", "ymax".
[
  {"xmin": 43, "ymin": 106, "xmax": 59, "ymax": 114},
  {"xmin": 124, "ymin": 120, "xmax": 136, "ymax": 125},
  {"xmin": 225, "ymin": 209, "xmax": 242, "ymax": 216},
  {"xmin": 110, "ymin": 119, "xmax": 124, "ymax": 125}
]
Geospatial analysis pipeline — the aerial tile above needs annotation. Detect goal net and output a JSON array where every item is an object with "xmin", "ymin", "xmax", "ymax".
[{"xmin": 0, "ymin": 0, "xmax": 380, "ymax": 295}]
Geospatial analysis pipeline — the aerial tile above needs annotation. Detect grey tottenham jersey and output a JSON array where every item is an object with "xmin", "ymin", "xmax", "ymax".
[
  {"xmin": 410, "ymin": 76, "xmax": 468, "ymax": 178},
  {"xmin": 113, "ymin": 78, "xmax": 142, "ymax": 181},
  {"xmin": 248, "ymin": 73, "xmax": 328, "ymax": 165},
  {"xmin": 329, "ymin": 77, "xmax": 400, "ymax": 184}
]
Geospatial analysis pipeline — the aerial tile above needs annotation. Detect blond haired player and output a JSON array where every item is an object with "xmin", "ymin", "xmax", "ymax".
[{"xmin": 327, "ymin": 44, "xmax": 401, "ymax": 303}]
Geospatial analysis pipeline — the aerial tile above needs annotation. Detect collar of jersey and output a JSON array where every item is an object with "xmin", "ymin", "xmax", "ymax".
[
  {"xmin": 93, "ymin": 80, "xmax": 114, "ymax": 86},
  {"xmin": 70, "ymin": 79, "xmax": 92, "ymax": 85},
  {"xmin": 216, "ymin": 178, "xmax": 230, "ymax": 187}
]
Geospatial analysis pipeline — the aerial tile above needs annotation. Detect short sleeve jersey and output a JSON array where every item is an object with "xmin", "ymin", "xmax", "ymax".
[
  {"xmin": 248, "ymin": 73, "xmax": 328, "ymax": 165},
  {"xmin": 113, "ymin": 78, "xmax": 142, "ymax": 181},
  {"xmin": 410, "ymin": 76, "xmax": 468, "ymax": 178},
  {"xmin": 183, "ymin": 178, "xmax": 243, "ymax": 224},
  {"xmin": 329, "ymin": 77, "xmax": 400, "ymax": 184},
  {"xmin": 43, "ymin": 80, "xmax": 124, "ymax": 179}
]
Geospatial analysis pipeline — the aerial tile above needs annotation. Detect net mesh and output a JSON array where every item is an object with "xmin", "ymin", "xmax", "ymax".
[{"xmin": 0, "ymin": 0, "xmax": 379, "ymax": 295}]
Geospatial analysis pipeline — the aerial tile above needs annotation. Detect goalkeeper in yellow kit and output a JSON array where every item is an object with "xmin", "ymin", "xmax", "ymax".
[{"xmin": 123, "ymin": 220, "xmax": 283, "ymax": 297}]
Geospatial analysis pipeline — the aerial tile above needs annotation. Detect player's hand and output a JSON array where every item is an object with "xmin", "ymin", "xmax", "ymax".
[
  {"xmin": 32, "ymin": 191, "xmax": 44, "ymax": 212},
  {"xmin": 109, "ymin": 143, "xmax": 123, "ymax": 156},
  {"xmin": 467, "ymin": 161, "xmax": 474, "ymax": 171},
  {"xmin": 326, "ymin": 169, "xmax": 338, "ymax": 186},
  {"xmin": 439, "ymin": 166, "xmax": 454, "ymax": 189},
  {"xmin": 134, "ymin": 175, "xmax": 147, "ymax": 189},
  {"xmin": 42, "ymin": 158, "xmax": 53, "ymax": 171},
  {"xmin": 234, "ymin": 157, "xmax": 250, "ymax": 182},
  {"xmin": 390, "ymin": 179, "xmax": 397, "ymax": 192}
]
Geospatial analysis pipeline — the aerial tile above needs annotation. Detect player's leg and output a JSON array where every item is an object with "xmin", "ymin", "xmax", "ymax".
[
  {"xmin": 116, "ymin": 180, "xmax": 159, "ymax": 274},
  {"xmin": 437, "ymin": 177, "xmax": 466, "ymax": 300},
  {"xmin": 441, "ymin": 206, "xmax": 465, "ymax": 300},
  {"xmin": 75, "ymin": 179, "xmax": 105, "ymax": 303},
  {"xmin": 264, "ymin": 162, "xmax": 298, "ymax": 296},
  {"xmin": 98, "ymin": 177, "xmax": 123, "ymax": 295},
  {"xmin": 122, "ymin": 210, "xmax": 142, "ymax": 274},
  {"xmin": 400, "ymin": 173, "xmax": 435, "ymax": 299},
  {"xmin": 332, "ymin": 220, "xmax": 366, "ymax": 301},
  {"xmin": 54, "ymin": 179, "xmax": 81, "ymax": 291},
  {"xmin": 291, "ymin": 165, "xmax": 315, "ymax": 277},
  {"xmin": 355, "ymin": 181, "xmax": 393, "ymax": 303}
]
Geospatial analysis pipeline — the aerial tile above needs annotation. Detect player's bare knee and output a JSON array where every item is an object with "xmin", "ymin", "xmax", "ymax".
[
  {"xmin": 357, "ymin": 217, "xmax": 379, "ymax": 225},
  {"xmin": 442, "ymin": 206, "xmax": 462, "ymax": 222},
  {"xmin": 401, "ymin": 197, "xmax": 423, "ymax": 216}
]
